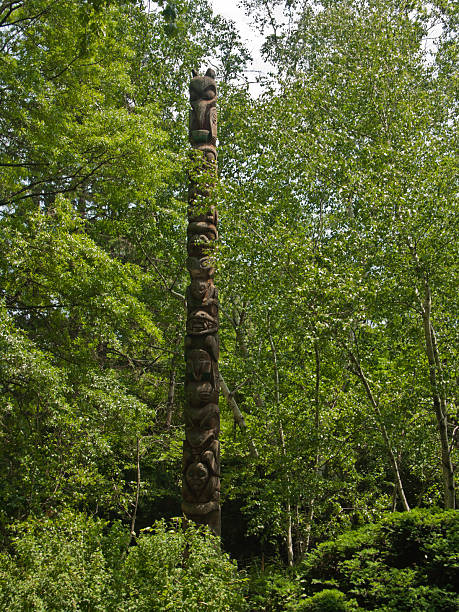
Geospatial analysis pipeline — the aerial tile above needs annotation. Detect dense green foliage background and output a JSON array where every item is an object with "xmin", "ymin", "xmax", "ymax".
[
  {"xmin": 248, "ymin": 509, "xmax": 458, "ymax": 611},
  {"xmin": 0, "ymin": 0, "xmax": 457, "ymax": 609},
  {"xmin": 0, "ymin": 512, "xmax": 247, "ymax": 611}
]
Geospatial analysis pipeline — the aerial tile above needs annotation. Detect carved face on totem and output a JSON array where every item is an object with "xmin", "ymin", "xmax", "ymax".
[
  {"xmin": 186, "ymin": 256, "xmax": 215, "ymax": 279},
  {"xmin": 187, "ymin": 207, "xmax": 217, "ymax": 226},
  {"xmin": 186, "ymin": 349, "xmax": 213, "ymax": 381},
  {"xmin": 184, "ymin": 333, "xmax": 219, "ymax": 363},
  {"xmin": 199, "ymin": 409, "xmax": 220, "ymax": 434},
  {"xmin": 204, "ymin": 148, "xmax": 217, "ymax": 163},
  {"xmin": 185, "ymin": 427, "xmax": 215, "ymax": 448},
  {"xmin": 187, "ymin": 234, "xmax": 212, "ymax": 253},
  {"xmin": 187, "ymin": 221, "xmax": 217, "ymax": 246},
  {"xmin": 186, "ymin": 309, "xmax": 217, "ymax": 336},
  {"xmin": 189, "ymin": 70, "xmax": 217, "ymax": 130},
  {"xmin": 188, "ymin": 278, "xmax": 214, "ymax": 302},
  {"xmin": 185, "ymin": 380, "xmax": 218, "ymax": 406},
  {"xmin": 187, "ymin": 235, "xmax": 217, "ymax": 258},
  {"xmin": 186, "ymin": 462, "xmax": 209, "ymax": 492},
  {"xmin": 184, "ymin": 403, "xmax": 219, "ymax": 430}
]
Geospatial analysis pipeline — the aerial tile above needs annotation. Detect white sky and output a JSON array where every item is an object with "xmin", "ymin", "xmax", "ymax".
[
  {"xmin": 210, "ymin": 1, "xmax": 260, "ymax": 60},
  {"xmin": 210, "ymin": 0, "xmax": 271, "ymax": 94},
  {"xmin": 209, "ymin": 1, "xmax": 443, "ymax": 79}
]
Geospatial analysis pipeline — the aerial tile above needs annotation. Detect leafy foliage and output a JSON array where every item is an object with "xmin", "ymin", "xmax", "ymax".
[
  {"xmin": 217, "ymin": 0, "xmax": 458, "ymax": 555},
  {"xmin": 247, "ymin": 565, "xmax": 302, "ymax": 611},
  {"xmin": 0, "ymin": 0, "xmax": 457, "ymax": 608},
  {"xmin": 119, "ymin": 520, "xmax": 247, "ymax": 611},
  {"xmin": 294, "ymin": 589, "xmax": 357, "ymax": 612},
  {"xmin": 0, "ymin": 0, "xmax": 250, "ymax": 529},
  {"xmin": 245, "ymin": 510, "xmax": 458, "ymax": 610},
  {"xmin": 297, "ymin": 509, "xmax": 459, "ymax": 611},
  {"xmin": 0, "ymin": 511, "xmax": 247, "ymax": 611}
]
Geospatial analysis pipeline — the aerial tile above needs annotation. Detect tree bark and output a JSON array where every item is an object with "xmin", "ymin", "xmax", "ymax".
[
  {"xmin": 268, "ymin": 321, "xmax": 294, "ymax": 566},
  {"xmin": 127, "ymin": 436, "xmax": 141, "ymax": 550},
  {"xmin": 404, "ymin": 233, "xmax": 455, "ymax": 509},
  {"xmin": 165, "ymin": 335, "xmax": 181, "ymax": 430},
  {"xmin": 280, "ymin": 420, "xmax": 294, "ymax": 567},
  {"xmin": 219, "ymin": 374, "xmax": 259, "ymax": 458},
  {"xmin": 348, "ymin": 350, "xmax": 411, "ymax": 512},
  {"xmin": 303, "ymin": 341, "xmax": 322, "ymax": 554},
  {"xmin": 421, "ymin": 282, "xmax": 455, "ymax": 509},
  {"xmin": 165, "ymin": 364, "xmax": 176, "ymax": 430}
]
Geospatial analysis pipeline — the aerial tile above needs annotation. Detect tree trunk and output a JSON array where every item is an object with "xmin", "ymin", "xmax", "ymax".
[
  {"xmin": 294, "ymin": 504, "xmax": 304, "ymax": 559},
  {"xmin": 127, "ymin": 436, "xmax": 141, "ymax": 549},
  {"xmin": 279, "ymin": 419, "xmax": 294, "ymax": 566},
  {"xmin": 165, "ymin": 365, "xmax": 176, "ymax": 430},
  {"xmin": 403, "ymin": 235, "xmax": 455, "ymax": 509},
  {"xmin": 348, "ymin": 350, "xmax": 411, "ymax": 512},
  {"xmin": 421, "ymin": 282, "xmax": 455, "ymax": 509},
  {"xmin": 219, "ymin": 374, "xmax": 259, "ymax": 458},
  {"xmin": 268, "ymin": 321, "xmax": 294, "ymax": 566},
  {"xmin": 165, "ymin": 336, "xmax": 180, "ymax": 430},
  {"xmin": 303, "ymin": 503, "xmax": 314, "ymax": 554},
  {"xmin": 303, "ymin": 341, "xmax": 323, "ymax": 554}
]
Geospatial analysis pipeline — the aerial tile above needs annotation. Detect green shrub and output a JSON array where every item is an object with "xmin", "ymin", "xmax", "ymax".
[
  {"xmin": 294, "ymin": 589, "xmax": 357, "ymax": 611},
  {"xmin": 297, "ymin": 508, "xmax": 459, "ymax": 611},
  {"xmin": 116, "ymin": 519, "xmax": 247, "ymax": 611},
  {"xmin": 0, "ymin": 510, "xmax": 124, "ymax": 611},
  {"xmin": 247, "ymin": 565, "xmax": 301, "ymax": 611},
  {"xmin": 0, "ymin": 511, "xmax": 247, "ymax": 611}
]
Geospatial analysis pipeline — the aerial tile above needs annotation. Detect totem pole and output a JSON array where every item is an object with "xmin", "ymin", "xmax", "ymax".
[{"xmin": 182, "ymin": 68, "xmax": 220, "ymax": 536}]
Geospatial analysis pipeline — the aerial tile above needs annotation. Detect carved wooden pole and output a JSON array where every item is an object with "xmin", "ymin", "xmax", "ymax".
[{"xmin": 182, "ymin": 68, "xmax": 220, "ymax": 536}]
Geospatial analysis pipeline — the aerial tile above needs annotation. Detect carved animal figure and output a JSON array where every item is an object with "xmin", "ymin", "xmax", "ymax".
[{"xmin": 183, "ymin": 69, "xmax": 220, "ymax": 536}]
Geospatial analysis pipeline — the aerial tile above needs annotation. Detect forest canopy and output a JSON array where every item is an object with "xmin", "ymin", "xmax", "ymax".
[{"xmin": 0, "ymin": 0, "xmax": 457, "ymax": 610}]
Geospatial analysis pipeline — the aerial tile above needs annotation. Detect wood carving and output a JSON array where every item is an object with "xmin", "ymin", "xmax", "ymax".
[{"xmin": 182, "ymin": 68, "xmax": 221, "ymax": 535}]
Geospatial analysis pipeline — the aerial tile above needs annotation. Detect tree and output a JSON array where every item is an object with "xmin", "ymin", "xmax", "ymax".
[
  {"xmin": 215, "ymin": 0, "xmax": 457, "ymax": 557},
  {"xmin": 0, "ymin": 0, "xmax": 250, "ymax": 531}
]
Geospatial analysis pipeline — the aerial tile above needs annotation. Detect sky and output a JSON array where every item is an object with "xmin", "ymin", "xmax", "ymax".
[
  {"xmin": 210, "ymin": 0, "xmax": 271, "ymax": 94},
  {"xmin": 210, "ymin": 1, "xmax": 260, "ymax": 59}
]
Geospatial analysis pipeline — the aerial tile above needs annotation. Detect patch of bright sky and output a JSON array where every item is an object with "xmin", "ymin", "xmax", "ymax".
[
  {"xmin": 210, "ymin": 0, "xmax": 271, "ymax": 96},
  {"xmin": 209, "ymin": 2, "xmax": 444, "ymax": 84}
]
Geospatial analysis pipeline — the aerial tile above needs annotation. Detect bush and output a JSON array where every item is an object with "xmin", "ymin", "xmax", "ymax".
[
  {"xmin": 247, "ymin": 565, "xmax": 301, "ymax": 611},
  {"xmin": 0, "ymin": 510, "xmax": 123, "ymax": 611},
  {"xmin": 0, "ymin": 511, "xmax": 247, "ymax": 611},
  {"xmin": 294, "ymin": 589, "xmax": 357, "ymax": 611},
  {"xmin": 117, "ymin": 520, "xmax": 247, "ymax": 611},
  {"xmin": 245, "ymin": 569, "xmax": 359, "ymax": 612},
  {"xmin": 297, "ymin": 508, "xmax": 459, "ymax": 611}
]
